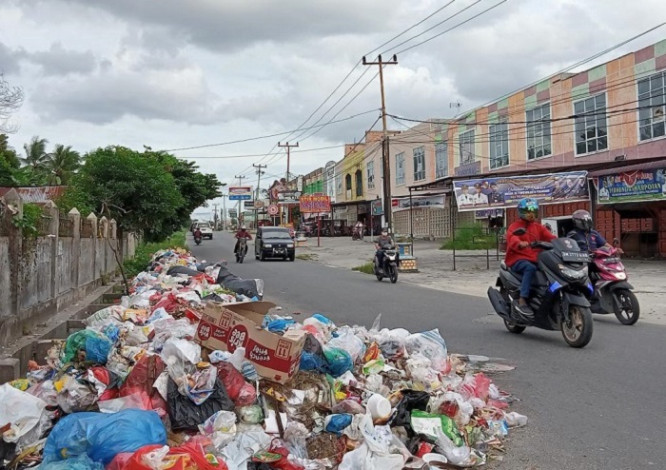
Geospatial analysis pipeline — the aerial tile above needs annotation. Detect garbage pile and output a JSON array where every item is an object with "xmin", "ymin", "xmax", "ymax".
[{"xmin": 0, "ymin": 248, "xmax": 527, "ymax": 470}]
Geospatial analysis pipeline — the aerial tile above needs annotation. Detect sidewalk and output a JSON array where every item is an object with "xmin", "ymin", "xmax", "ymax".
[{"xmin": 296, "ymin": 236, "xmax": 666, "ymax": 326}]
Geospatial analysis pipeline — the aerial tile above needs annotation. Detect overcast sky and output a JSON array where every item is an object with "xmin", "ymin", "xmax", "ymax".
[{"xmin": 1, "ymin": 0, "xmax": 665, "ymax": 217}]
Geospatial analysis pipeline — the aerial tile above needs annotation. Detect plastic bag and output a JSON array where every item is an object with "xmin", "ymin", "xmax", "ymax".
[
  {"xmin": 220, "ymin": 430, "xmax": 272, "ymax": 470},
  {"xmin": 122, "ymin": 441, "xmax": 225, "ymax": 470},
  {"xmin": 0, "ymin": 383, "xmax": 47, "ymax": 444},
  {"xmin": 410, "ymin": 410, "xmax": 463, "ymax": 447},
  {"xmin": 119, "ymin": 353, "xmax": 168, "ymax": 412},
  {"xmin": 429, "ymin": 391, "xmax": 474, "ymax": 427},
  {"xmin": 98, "ymin": 391, "xmax": 153, "ymax": 413},
  {"xmin": 42, "ymin": 409, "xmax": 167, "ymax": 465},
  {"xmin": 322, "ymin": 347, "xmax": 353, "ymax": 378},
  {"xmin": 324, "ymin": 414, "xmax": 353, "ymax": 435},
  {"xmin": 42, "ymin": 453, "xmax": 105, "ymax": 469},
  {"xmin": 198, "ymin": 410, "xmax": 238, "ymax": 449},
  {"xmin": 166, "ymin": 377, "xmax": 234, "ymax": 432},
  {"xmin": 327, "ymin": 326, "xmax": 365, "ymax": 363},
  {"xmin": 389, "ymin": 390, "xmax": 430, "ymax": 428},
  {"xmin": 62, "ymin": 330, "xmax": 113, "ymax": 364},
  {"xmin": 433, "ymin": 428, "xmax": 485, "ymax": 467},
  {"xmin": 216, "ymin": 361, "xmax": 257, "ymax": 406},
  {"xmin": 459, "ymin": 373, "xmax": 491, "ymax": 402},
  {"xmin": 55, "ymin": 375, "xmax": 98, "ymax": 414},
  {"xmin": 405, "ymin": 329, "xmax": 448, "ymax": 372},
  {"xmin": 185, "ymin": 365, "xmax": 218, "ymax": 405},
  {"xmin": 84, "ymin": 305, "xmax": 126, "ymax": 328}
]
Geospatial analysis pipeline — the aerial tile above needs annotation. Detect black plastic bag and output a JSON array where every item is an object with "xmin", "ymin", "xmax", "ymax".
[
  {"xmin": 167, "ymin": 266, "xmax": 202, "ymax": 277},
  {"xmin": 389, "ymin": 389, "xmax": 431, "ymax": 428},
  {"xmin": 215, "ymin": 265, "xmax": 262, "ymax": 299},
  {"xmin": 167, "ymin": 377, "xmax": 234, "ymax": 432}
]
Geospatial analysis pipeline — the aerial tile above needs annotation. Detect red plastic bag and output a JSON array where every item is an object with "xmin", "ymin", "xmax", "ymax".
[
  {"xmin": 119, "ymin": 353, "xmax": 168, "ymax": 411},
  {"xmin": 264, "ymin": 439, "xmax": 305, "ymax": 470},
  {"xmin": 122, "ymin": 441, "xmax": 225, "ymax": 470},
  {"xmin": 151, "ymin": 293, "xmax": 180, "ymax": 314},
  {"xmin": 216, "ymin": 361, "xmax": 257, "ymax": 407}
]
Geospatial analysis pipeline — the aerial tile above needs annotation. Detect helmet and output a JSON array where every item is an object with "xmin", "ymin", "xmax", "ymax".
[
  {"xmin": 572, "ymin": 209, "xmax": 593, "ymax": 232},
  {"xmin": 241, "ymin": 225, "xmax": 247, "ymax": 230},
  {"xmin": 517, "ymin": 198, "xmax": 539, "ymax": 220}
]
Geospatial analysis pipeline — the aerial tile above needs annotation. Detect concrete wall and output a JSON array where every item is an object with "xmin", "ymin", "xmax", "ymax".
[{"xmin": 0, "ymin": 190, "xmax": 135, "ymax": 344}]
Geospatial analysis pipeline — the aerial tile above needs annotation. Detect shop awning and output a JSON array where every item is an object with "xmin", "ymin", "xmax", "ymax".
[{"xmin": 588, "ymin": 158, "xmax": 666, "ymax": 177}]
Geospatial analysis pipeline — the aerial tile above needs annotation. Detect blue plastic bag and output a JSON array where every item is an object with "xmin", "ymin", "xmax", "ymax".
[
  {"xmin": 43, "ymin": 409, "xmax": 167, "ymax": 465},
  {"xmin": 300, "ymin": 351, "xmax": 326, "ymax": 372},
  {"xmin": 41, "ymin": 454, "xmax": 104, "ymax": 469},
  {"xmin": 323, "ymin": 347, "xmax": 353, "ymax": 377}
]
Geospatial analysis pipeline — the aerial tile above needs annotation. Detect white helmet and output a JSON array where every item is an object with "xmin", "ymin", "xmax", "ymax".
[{"xmin": 241, "ymin": 225, "xmax": 247, "ymax": 230}]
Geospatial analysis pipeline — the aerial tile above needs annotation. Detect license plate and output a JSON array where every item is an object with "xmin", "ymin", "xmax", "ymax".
[{"xmin": 561, "ymin": 251, "xmax": 589, "ymax": 262}]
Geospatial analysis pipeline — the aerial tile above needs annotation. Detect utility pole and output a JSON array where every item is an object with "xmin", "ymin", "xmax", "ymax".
[
  {"xmin": 221, "ymin": 193, "xmax": 227, "ymax": 231},
  {"xmin": 277, "ymin": 142, "xmax": 298, "ymax": 225},
  {"xmin": 234, "ymin": 175, "xmax": 246, "ymax": 225},
  {"xmin": 363, "ymin": 54, "xmax": 398, "ymax": 232},
  {"xmin": 212, "ymin": 203, "xmax": 219, "ymax": 230},
  {"xmin": 253, "ymin": 164, "xmax": 267, "ymax": 230}
]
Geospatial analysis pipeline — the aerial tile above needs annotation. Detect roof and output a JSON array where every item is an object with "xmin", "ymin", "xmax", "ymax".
[
  {"xmin": 0, "ymin": 186, "xmax": 67, "ymax": 202},
  {"xmin": 587, "ymin": 158, "xmax": 666, "ymax": 177}
]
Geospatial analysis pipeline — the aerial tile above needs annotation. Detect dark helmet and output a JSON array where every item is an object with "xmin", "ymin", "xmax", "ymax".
[
  {"xmin": 572, "ymin": 209, "xmax": 593, "ymax": 232},
  {"xmin": 517, "ymin": 198, "xmax": 539, "ymax": 220}
]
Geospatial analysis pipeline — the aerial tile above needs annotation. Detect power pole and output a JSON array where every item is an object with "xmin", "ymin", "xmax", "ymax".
[
  {"xmin": 234, "ymin": 175, "xmax": 246, "ymax": 225},
  {"xmin": 253, "ymin": 164, "xmax": 267, "ymax": 229},
  {"xmin": 212, "ymin": 203, "xmax": 219, "ymax": 230},
  {"xmin": 278, "ymin": 142, "xmax": 299, "ymax": 182},
  {"xmin": 363, "ymin": 54, "xmax": 398, "ymax": 232}
]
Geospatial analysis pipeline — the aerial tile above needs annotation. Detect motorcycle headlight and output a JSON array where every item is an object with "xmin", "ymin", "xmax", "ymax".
[
  {"xmin": 264, "ymin": 243, "xmax": 272, "ymax": 248},
  {"xmin": 559, "ymin": 264, "xmax": 588, "ymax": 280}
]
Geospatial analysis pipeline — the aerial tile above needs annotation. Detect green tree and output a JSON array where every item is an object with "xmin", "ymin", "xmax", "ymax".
[
  {"xmin": 1, "ymin": 134, "xmax": 47, "ymax": 186},
  {"xmin": 43, "ymin": 144, "xmax": 81, "ymax": 185},
  {"xmin": 21, "ymin": 136, "xmax": 49, "ymax": 170}
]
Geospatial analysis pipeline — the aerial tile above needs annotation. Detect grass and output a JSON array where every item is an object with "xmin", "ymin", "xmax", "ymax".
[
  {"xmin": 123, "ymin": 229, "xmax": 188, "ymax": 278},
  {"xmin": 441, "ymin": 224, "xmax": 497, "ymax": 250},
  {"xmin": 296, "ymin": 253, "xmax": 318, "ymax": 261},
  {"xmin": 352, "ymin": 261, "xmax": 375, "ymax": 274}
]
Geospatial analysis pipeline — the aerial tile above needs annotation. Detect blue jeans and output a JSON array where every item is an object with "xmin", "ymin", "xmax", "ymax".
[{"xmin": 512, "ymin": 260, "xmax": 538, "ymax": 299}]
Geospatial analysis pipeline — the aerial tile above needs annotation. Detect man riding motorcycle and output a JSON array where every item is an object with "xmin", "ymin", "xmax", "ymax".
[
  {"xmin": 193, "ymin": 226, "xmax": 203, "ymax": 241},
  {"xmin": 374, "ymin": 229, "xmax": 398, "ymax": 274},
  {"xmin": 234, "ymin": 225, "xmax": 252, "ymax": 255},
  {"xmin": 567, "ymin": 209, "xmax": 617, "ymax": 252},
  {"xmin": 505, "ymin": 198, "xmax": 556, "ymax": 319}
]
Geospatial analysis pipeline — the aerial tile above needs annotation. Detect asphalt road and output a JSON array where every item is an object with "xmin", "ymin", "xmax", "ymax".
[{"xmin": 192, "ymin": 232, "xmax": 664, "ymax": 470}]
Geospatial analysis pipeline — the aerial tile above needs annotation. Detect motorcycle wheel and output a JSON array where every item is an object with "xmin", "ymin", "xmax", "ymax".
[
  {"xmin": 613, "ymin": 289, "xmax": 640, "ymax": 325},
  {"xmin": 503, "ymin": 319, "xmax": 526, "ymax": 334},
  {"xmin": 389, "ymin": 264, "xmax": 398, "ymax": 284},
  {"xmin": 374, "ymin": 263, "xmax": 383, "ymax": 281},
  {"xmin": 561, "ymin": 305, "xmax": 593, "ymax": 348}
]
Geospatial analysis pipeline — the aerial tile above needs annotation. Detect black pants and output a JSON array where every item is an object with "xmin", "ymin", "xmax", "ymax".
[
  {"xmin": 376, "ymin": 250, "xmax": 399, "ymax": 270},
  {"xmin": 234, "ymin": 240, "xmax": 248, "ymax": 254}
]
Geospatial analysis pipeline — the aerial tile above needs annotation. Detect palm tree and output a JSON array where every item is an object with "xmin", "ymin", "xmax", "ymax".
[
  {"xmin": 43, "ymin": 144, "xmax": 81, "ymax": 185},
  {"xmin": 21, "ymin": 136, "xmax": 49, "ymax": 170}
]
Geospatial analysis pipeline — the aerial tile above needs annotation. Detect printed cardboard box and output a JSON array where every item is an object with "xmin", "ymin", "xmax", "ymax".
[{"xmin": 195, "ymin": 301, "xmax": 305, "ymax": 384}]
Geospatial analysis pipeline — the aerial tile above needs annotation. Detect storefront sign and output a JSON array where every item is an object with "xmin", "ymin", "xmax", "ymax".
[
  {"xmin": 391, "ymin": 195, "xmax": 446, "ymax": 212},
  {"xmin": 229, "ymin": 186, "xmax": 253, "ymax": 201},
  {"xmin": 277, "ymin": 190, "xmax": 302, "ymax": 205},
  {"xmin": 299, "ymin": 195, "xmax": 331, "ymax": 213},
  {"xmin": 453, "ymin": 171, "xmax": 588, "ymax": 212},
  {"xmin": 597, "ymin": 168, "xmax": 666, "ymax": 204},
  {"xmin": 475, "ymin": 209, "xmax": 505, "ymax": 219},
  {"xmin": 371, "ymin": 199, "xmax": 384, "ymax": 216},
  {"xmin": 244, "ymin": 200, "xmax": 255, "ymax": 209}
]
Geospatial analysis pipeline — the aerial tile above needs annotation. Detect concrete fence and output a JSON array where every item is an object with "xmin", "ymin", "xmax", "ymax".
[{"xmin": 0, "ymin": 189, "xmax": 137, "ymax": 345}]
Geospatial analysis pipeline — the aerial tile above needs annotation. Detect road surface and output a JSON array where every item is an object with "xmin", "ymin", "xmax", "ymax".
[{"xmin": 192, "ymin": 232, "xmax": 664, "ymax": 470}]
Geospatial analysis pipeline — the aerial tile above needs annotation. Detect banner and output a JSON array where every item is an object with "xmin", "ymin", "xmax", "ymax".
[
  {"xmin": 453, "ymin": 171, "xmax": 588, "ymax": 212},
  {"xmin": 277, "ymin": 190, "xmax": 302, "ymax": 205},
  {"xmin": 371, "ymin": 199, "xmax": 383, "ymax": 216},
  {"xmin": 392, "ymin": 195, "xmax": 445, "ymax": 212},
  {"xmin": 229, "ymin": 186, "xmax": 253, "ymax": 201},
  {"xmin": 597, "ymin": 168, "xmax": 666, "ymax": 204},
  {"xmin": 475, "ymin": 209, "xmax": 505, "ymax": 219},
  {"xmin": 299, "ymin": 194, "xmax": 331, "ymax": 213}
]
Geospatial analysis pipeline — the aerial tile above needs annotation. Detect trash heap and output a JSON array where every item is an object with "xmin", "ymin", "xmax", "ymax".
[{"xmin": 0, "ymin": 248, "xmax": 527, "ymax": 470}]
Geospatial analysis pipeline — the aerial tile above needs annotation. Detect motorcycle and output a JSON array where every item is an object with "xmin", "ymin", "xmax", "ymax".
[
  {"xmin": 235, "ymin": 237, "xmax": 248, "ymax": 264},
  {"xmin": 487, "ymin": 228, "xmax": 594, "ymax": 348},
  {"xmin": 374, "ymin": 248, "xmax": 399, "ymax": 284},
  {"xmin": 194, "ymin": 234, "xmax": 202, "ymax": 246},
  {"xmin": 588, "ymin": 245, "xmax": 639, "ymax": 325},
  {"xmin": 352, "ymin": 226, "xmax": 363, "ymax": 241}
]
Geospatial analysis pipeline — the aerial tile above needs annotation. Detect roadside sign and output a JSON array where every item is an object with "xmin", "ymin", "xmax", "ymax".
[
  {"xmin": 371, "ymin": 199, "xmax": 384, "ymax": 216},
  {"xmin": 277, "ymin": 190, "xmax": 301, "ymax": 204},
  {"xmin": 229, "ymin": 186, "xmax": 253, "ymax": 201},
  {"xmin": 300, "ymin": 195, "xmax": 331, "ymax": 213},
  {"xmin": 245, "ymin": 200, "xmax": 255, "ymax": 209},
  {"xmin": 268, "ymin": 204, "xmax": 279, "ymax": 216},
  {"xmin": 228, "ymin": 209, "xmax": 238, "ymax": 217}
]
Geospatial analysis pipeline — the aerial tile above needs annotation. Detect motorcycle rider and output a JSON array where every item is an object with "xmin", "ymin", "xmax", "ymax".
[
  {"xmin": 234, "ymin": 225, "xmax": 252, "ymax": 255},
  {"xmin": 567, "ymin": 209, "xmax": 617, "ymax": 253},
  {"xmin": 505, "ymin": 198, "xmax": 556, "ymax": 319},
  {"xmin": 193, "ymin": 226, "xmax": 203, "ymax": 241},
  {"xmin": 374, "ymin": 229, "xmax": 397, "ymax": 274}
]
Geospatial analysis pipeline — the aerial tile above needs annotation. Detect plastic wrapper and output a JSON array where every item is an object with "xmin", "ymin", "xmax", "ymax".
[
  {"xmin": 199, "ymin": 410, "xmax": 238, "ymax": 449},
  {"xmin": 405, "ymin": 329, "xmax": 448, "ymax": 372},
  {"xmin": 216, "ymin": 361, "xmax": 257, "ymax": 406},
  {"xmin": 237, "ymin": 405, "xmax": 264, "ymax": 424},
  {"xmin": 84, "ymin": 305, "xmax": 126, "ymax": 328},
  {"xmin": 185, "ymin": 365, "xmax": 218, "ymax": 405},
  {"xmin": 410, "ymin": 410, "xmax": 463, "ymax": 447},
  {"xmin": 430, "ymin": 391, "xmax": 474, "ymax": 427},
  {"xmin": 55, "ymin": 375, "xmax": 98, "ymax": 414},
  {"xmin": 433, "ymin": 428, "xmax": 485, "ymax": 467},
  {"xmin": 459, "ymin": 373, "xmax": 491, "ymax": 402},
  {"xmin": 220, "ymin": 430, "xmax": 272, "ymax": 470},
  {"xmin": 332, "ymin": 399, "xmax": 365, "ymax": 415},
  {"xmin": 42, "ymin": 409, "xmax": 167, "ymax": 466},
  {"xmin": 166, "ymin": 377, "xmax": 234, "ymax": 432},
  {"xmin": 121, "ymin": 441, "xmax": 225, "ymax": 470},
  {"xmin": 161, "ymin": 338, "xmax": 201, "ymax": 385}
]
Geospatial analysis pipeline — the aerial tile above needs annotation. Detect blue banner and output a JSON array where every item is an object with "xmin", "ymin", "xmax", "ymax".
[{"xmin": 597, "ymin": 168, "xmax": 666, "ymax": 204}]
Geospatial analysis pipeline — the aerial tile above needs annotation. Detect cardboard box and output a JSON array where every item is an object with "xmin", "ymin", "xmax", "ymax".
[{"xmin": 195, "ymin": 301, "xmax": 306, "ymax": 384}]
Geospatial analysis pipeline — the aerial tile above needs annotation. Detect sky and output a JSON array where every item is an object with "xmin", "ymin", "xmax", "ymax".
[{"xmin": 1, "ymin": 0, "xmax": 665, "ymax": 219}]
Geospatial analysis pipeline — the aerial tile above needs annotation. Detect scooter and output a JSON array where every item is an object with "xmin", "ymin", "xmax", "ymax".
[
  {"xmin": 235, "ymin": 237, "xmax": 248, "ymax": 264},
  {"xmin": 487, "ymin": 228, "xmax": 595, "ymax": 348},
  {"xmin": 194, "ymin": 235, "xmax": 202, "ymax": 245},
  {"xmin": 352, "ymin": 226, "xmax": 363, "ymax": 241},
  {"xmin": 374, "ymin": 248, "xmax": 399, "ymax": 284},
  {"xmin": 588, "ymin": 245, "xmax": 639, "ymax": 325}
]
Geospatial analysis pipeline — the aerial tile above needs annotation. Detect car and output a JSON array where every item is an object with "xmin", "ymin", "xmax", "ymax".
[
  {"xmin": 255, "ymin": 226, "xmax": 295, "ymax": 261},
  {"xmin": 198, "ymin": 223, "xmax": 213, "ymax": 240}
]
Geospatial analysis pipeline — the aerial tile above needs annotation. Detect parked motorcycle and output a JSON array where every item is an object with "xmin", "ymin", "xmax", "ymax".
[
  {"xmin": 487, "ymin": 228, "xmax": 594, "ymax": 348},
  {"xmin": 374, "ymin": 249, "xmax": 399, "ymax": 284},
  {"xmin": 588, "ymin": 246, "xmax": 639, "ymax": 325},
  {"xmin": 235, "ymin": 237, "xmax": 248, "ymax": 264}
]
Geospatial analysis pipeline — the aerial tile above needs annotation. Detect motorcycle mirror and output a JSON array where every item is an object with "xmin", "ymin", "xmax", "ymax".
[{"xmin": 513, "ymin": 228, "xmax": 527, "ymax": 236}]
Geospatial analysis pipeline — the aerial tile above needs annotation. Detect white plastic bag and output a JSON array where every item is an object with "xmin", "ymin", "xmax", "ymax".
[
  {"xmin": 405, "ymin": 329, "xmax": 448, "ymax": 371},
  {"xmin": 0, "ymin": 383, "xmax": 48, "ymax": 443}
]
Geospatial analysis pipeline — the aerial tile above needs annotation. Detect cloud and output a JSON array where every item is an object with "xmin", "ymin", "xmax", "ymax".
[
  {"xmin": 26, "ymin": 42, "xmax": 97, "ymax": 76},
  {"xmin": 0, "ymin": 42, "xmax": 23, "ymax": 75}
]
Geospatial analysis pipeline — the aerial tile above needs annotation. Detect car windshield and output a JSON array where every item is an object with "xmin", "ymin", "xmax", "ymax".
[{"xmin": 263, "ymin": 230, "xmax": 291, "ymax": 239}]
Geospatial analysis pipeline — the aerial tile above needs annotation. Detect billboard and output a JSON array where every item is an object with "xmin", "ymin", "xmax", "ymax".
[
  {"xmin": 453, "ymin": 171, "xmax": 589, "ymax": 211},
  {"xmin": 392, "ymin": 195, "xmax": 445, "ymax": 212},
  {"xmin": 277, "ymin": 190, "xmax": 301, "ymax": 205},
  {"xmin": 229, "ymin": 186, "xmax": 253, "ymax": 201},
  {"xmin": 299, "ymin": 195, "xmax": 331, "ymax": 213},
  {"xmin": 597, "ymin": 168, "xmax": 666, "ymax": 204}
]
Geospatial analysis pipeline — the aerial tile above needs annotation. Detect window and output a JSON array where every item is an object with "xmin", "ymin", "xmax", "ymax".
[
  {"xmin": 435, "ymin": 141, "xmax": 448, "ymax": 178},
  {"xmin": 396, "ymin": 152, "xmax": 405, "ymax": 185},
  {"xmin": 367, "ymin": 161, "xmax": 375, "ymax": 189},
  {"xmin": 459, "ymin": 130, "xmax": 475, "ymax": 165},
  {"xmin": 489, "ymin": 120, "xmax": 509, "ymax": 169},
  {"xmin": 355, "ymin": 169, "xmax": 363, "ymax": 197},
  {"xmin": 335, "ymin": 174, "xmax": 342, "ymax": 195},
  {"xmin": 638, "ymin": 71, "xmax": 666, "ymax": 141},
  {"xmin": 345, "ymin": 174, "xmax": 352, "ymax": 190},
  {"xmin": 413, "ymin": 146, "xmax": 426, "ymax": 181},
  {"xmin": 574, "ymin": 93, "xmax": 608, "ymax": 155},
  {"xmin": 526, "ymin": 103, "xmax": 551, "ymax": 160}
]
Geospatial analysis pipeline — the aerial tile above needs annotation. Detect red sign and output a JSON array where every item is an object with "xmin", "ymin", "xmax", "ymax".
[{"xmin": 299, "ymin": 194, "xmax": 331, "ymax": 213}]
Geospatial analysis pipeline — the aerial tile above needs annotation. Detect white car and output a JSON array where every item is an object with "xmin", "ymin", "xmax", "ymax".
[{"xmin": 198, "ymin": 223, "xmax": 213, "ymax": 240}]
